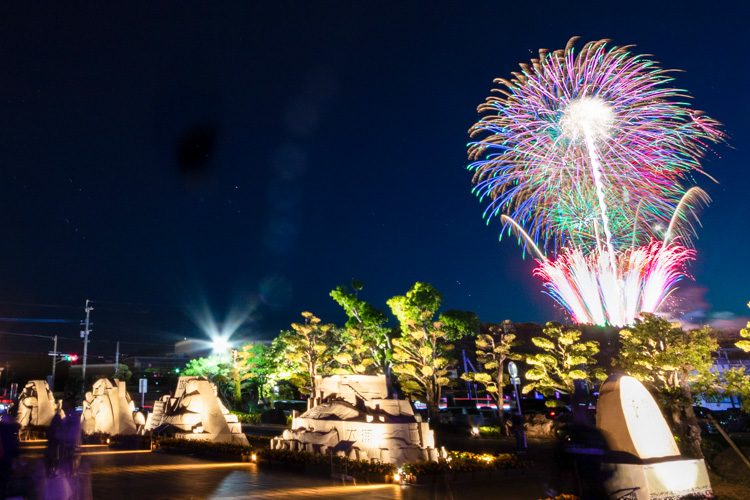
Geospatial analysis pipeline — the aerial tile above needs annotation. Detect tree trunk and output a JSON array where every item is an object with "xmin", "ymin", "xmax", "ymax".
[
  {"xmin": 680, "ymin": 372, "xmax": 703, "ymax": 459},
  {"xmin": 669, "ymin": 404, "xmax": 684, "ymax": 437},
  {"xmin": 426, "ymin": 385, "xmax": 439, "ymax": 426},
  {"xmin": 496, "ymin": 364, "xmax": 506, "ymax": 432},
  {"xmin": 309, "ymin": 363, "xmax": 317, "ymax": 410}
]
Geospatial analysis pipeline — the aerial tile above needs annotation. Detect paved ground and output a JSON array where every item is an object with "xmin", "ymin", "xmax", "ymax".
[{"xmin": 11, "ymin": 441, "xmax": 555, "ymax": 500}]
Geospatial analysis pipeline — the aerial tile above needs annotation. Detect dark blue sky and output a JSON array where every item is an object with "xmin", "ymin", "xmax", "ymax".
[{"xmin": 0, "ymin": 2, "xmax": 747, "ymax": 354}]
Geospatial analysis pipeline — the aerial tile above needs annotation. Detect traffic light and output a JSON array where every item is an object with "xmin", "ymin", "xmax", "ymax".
[{"xmin": 65, "ymin": 354, "xmax": 78, "ymax": 363}]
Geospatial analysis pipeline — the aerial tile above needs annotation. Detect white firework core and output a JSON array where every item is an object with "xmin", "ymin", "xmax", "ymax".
[{"xmin": 560, "ymin": 97, "xmax": 614, "ymax": 142}]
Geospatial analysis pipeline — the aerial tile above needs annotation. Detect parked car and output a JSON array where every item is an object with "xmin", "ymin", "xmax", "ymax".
[
  {"xmin": 545, "ymin": 406, "xmax": 571, "ymax": 420},
  {"xmin": 478, "ymin": 407, "xmax": 503, "ymax": 425},
  {"xmin": 273, "ymin": 400, "xmax": 307, "ymax": 417},
  {"xmin": 438, "ymin": 406, "xmax": 486, "ymax": 428},
  {"xmin": 712, "ymin": 408, "xmax": 750, "ymax": 432}
]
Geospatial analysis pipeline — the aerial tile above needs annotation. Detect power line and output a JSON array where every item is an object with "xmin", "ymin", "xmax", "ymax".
[
  {"xmin": 0, "ymin": 331, "xmax": 177, "ymax": 347},
  {"xmin": 0, "ymin": 299, "xmax": 188, "ymax": 312},
  {"xmin": 0, "ymin": 332, "xmax": 56, "ymax": 340},
  {"xmin": 0, "ymin": 301, "xmax": 80, "ymax": 309},
  {"xmin": 0, "ymin": 318, "xmax": 77, "ymax": 323}
]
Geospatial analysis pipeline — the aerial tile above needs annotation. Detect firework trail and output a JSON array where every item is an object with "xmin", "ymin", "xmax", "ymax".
[{"xmin": 468, "ymin": 37, "xmax": 724, "ymax": 326}]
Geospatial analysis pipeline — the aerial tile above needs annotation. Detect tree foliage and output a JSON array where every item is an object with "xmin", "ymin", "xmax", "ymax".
[
  {"xmin": 183, "ymin": 354, "xmax": 234, "ymax": 404},
  {"xmin": 113, "ymin": 364, "xmax": 133, "ymax": 382},
  {"xmin": 331, "ymin": 327, "xmax": 377, "ymax": 374},
  {"xmin": 330, "ymin": 280, "xmax": 390, "ymax": 375},
  {"xmin": 283, "ymin": 311, "xmax": 337, "ymax": 403},
  {"xmin": 390, "ymin": 317, "xmax": 454, "ymax": 424},
  {"xmin": 387, "ymin": 282, "xmax": 470, "ymax": 423},
  {"xmin": 461, "ymin": 320, "xmax": 521, "ymax": 426},
  {"xmin": 231, "ymin": 343, "xmax": 269, "ymax": 405},
  {"xmin": 182, "ymin": 345, "xmax": 270, "ymax": 410},
  {"xmin": 615, "ymin": 315, "xmax": 717, "ymax": 395},
  {"xmin": 523, "ymin": 322, "xmax": 606, "ymax": 405},
  {"xmin": 439, "ymin": 309, "xmax": 480, "ymax": 340}
]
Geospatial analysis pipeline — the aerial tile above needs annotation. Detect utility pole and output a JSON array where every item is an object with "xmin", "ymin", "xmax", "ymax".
[
  {"xmin": 51, "ymin": 335, "xmax": 58, "ymax": 391},
  {"xmin": 81, "ymin": 300, "xmax": 93, "ymax": 392}
]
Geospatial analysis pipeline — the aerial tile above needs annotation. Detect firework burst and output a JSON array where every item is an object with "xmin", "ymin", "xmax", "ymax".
[
  {"xmin": 468, "ymin": 37, "xmax": 723, "ymax": 255},
  {"xmin": 467, "ymin": 37, "xmax": 724, "ymax": 326}
]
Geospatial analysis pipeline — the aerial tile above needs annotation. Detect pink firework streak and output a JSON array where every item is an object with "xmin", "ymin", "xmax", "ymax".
[{"xmin": 534, "ymin": 242, "xmax": 695, "ymax": 326}]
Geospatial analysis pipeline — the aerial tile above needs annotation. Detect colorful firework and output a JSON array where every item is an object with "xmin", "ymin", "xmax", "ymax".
[
  {"xmin": 467, "ymin": 38, "xmax": 724, "ymax": 326},
  {"xmin": 468, "ymin": 37, "xmax": 723, "ymax": 255}
]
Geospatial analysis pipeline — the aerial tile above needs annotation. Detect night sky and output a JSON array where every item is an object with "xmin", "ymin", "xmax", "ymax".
[{"xmin": 0, "ymin": 2, "xmax": 747, "ymax": 357}]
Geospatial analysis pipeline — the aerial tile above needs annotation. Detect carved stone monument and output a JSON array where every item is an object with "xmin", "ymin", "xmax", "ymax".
[
  {"xmin": 143, "ymin": 376, "xmax": 248, "ymax": 445},
  {"xmin": 81, "ymin": 378, "xmax": 138, "ymax": 435},
  {"xmin": 15, "ymin": 380, "xmax": 58, "ymax": 427},
  {"xmin": 270, "ymin": 374, "xmax": 439, "ymax": 465},
  {"xmin": 597, "ymin": 374, "xmax": 712, "ymax": 499}
]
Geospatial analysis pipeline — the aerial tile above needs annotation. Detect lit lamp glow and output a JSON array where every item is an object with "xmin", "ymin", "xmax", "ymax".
[{"xmin": 212, "ymin": 337, "xmax": 230, "ymax": 354}]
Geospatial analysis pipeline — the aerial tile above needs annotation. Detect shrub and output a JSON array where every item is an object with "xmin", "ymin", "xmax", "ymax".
[
  {"xmin": 402, "ymin": 451, "xmax": 530, "ymax": 475},
  {"xmin": 231, "ymin": 411, "xmax": 263, "ymax": 425},
  {"xmin": 156, "ymin": 437, "xmax": 250, "ymax": 456},
  {"xmin": 258, "ymin": 448, "xmax": 396, "ymax": 475},
  {"xmin": 478, "ymin": 426, "xmax": 504, "ymax": 438}
]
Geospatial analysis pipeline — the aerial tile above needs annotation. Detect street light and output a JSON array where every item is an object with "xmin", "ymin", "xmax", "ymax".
[{"xmin": 211, "ymin": 337, "xmax": 230, "ymax": 354}]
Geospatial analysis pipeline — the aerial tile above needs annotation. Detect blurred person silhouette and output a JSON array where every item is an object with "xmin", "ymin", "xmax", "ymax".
[
  {"xmin": 0, "ymin": 413, "xmax": 20, "ymax": 498},
  {"xmin": 59, "ymin": 394, "xmax": 81, "ymax": 476},
  {"xmin": 45, "ymin": 409, "xmax": 63, "ymax": 476},
  {"xmin": 548, "ymin": 399, "xmax": 612, "ymax": 499},
  {"xmin": 510, "ymin": 411, "xmax": 526, "ymax": 454}
]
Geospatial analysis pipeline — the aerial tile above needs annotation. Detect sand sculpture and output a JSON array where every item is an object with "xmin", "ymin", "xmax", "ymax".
[
  {"xmin": 81, "ymin": 378, "xmax": 138, "ymax": 435},
  {"xmin": 270, "ymin": 374, "xmax": 439, "ymax": 465},
  {"xmin": 143, "ymin": 376, "xmax": 248, "ymax": 445},
  {"xmin": 15, "ymin": 380, "xmax": 58, "ymax": 427}
]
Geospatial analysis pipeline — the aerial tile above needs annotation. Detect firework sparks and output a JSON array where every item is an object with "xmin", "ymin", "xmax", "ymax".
[{"xmin": 534, "ymin": 242, "xmax": 695, "ymax": 325}]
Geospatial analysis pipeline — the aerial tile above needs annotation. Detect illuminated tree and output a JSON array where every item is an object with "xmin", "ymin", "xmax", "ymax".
[
  {"xmin": 260, "ymin": 333, "xmax": 302, "ymax": 402},
  {"xmin": 614, "ymin": 314, "xmax": 717, "ymax": 458},
  {"xmin": 113, "ymin": 364, "xmax": 133, "ymax": 382},
  {"xmin": 183, "ymin": 354, "xmax": 233, "ymax": 403},
  {"xmin": 387, "ymin": 282, "xmax": 478, "ymax": 423},
  {"xmin": 523, "ymin": 322, "xmax": 606, "ymax": 406},
  {"xmin": 390, "ymin": 318, "xmax": 453, "ymax": 424},
  {"xmin": 461, "ymin": 320, "xmax": 521, "ymax": 428},
  {"xmin": 331, "ymin": 327, "xmax": 378, "ymax": 375},
  {"xmin": 330, "ymin": 280, "xmax": 390, "ymax": 376},
  {"xmin": 231, "ymin": 343, "xmax": 269, "ymax": 406},
  {"xmin": 283, "ymin": 311, "xmax": 337, "ymax": 407}
]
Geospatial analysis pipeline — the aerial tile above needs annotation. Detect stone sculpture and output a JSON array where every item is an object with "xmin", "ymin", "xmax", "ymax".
[
  {"xmin": 15, "ymin": 380, "xmax": 58, "ymax": 427},
  {"xmin": 81, "ymin": 378, "xmax": 138, "ymax": 435},
  {"xmin": 270, "ymin": 374, "xmax": 439, "ymax": 465},
  {"xmin": 597, "ymin": 374, "xmax": 712, "ymax": 499},
  {"xmin": 143, "ymin": 376, "xmax": 248, "ymax": 445}
]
